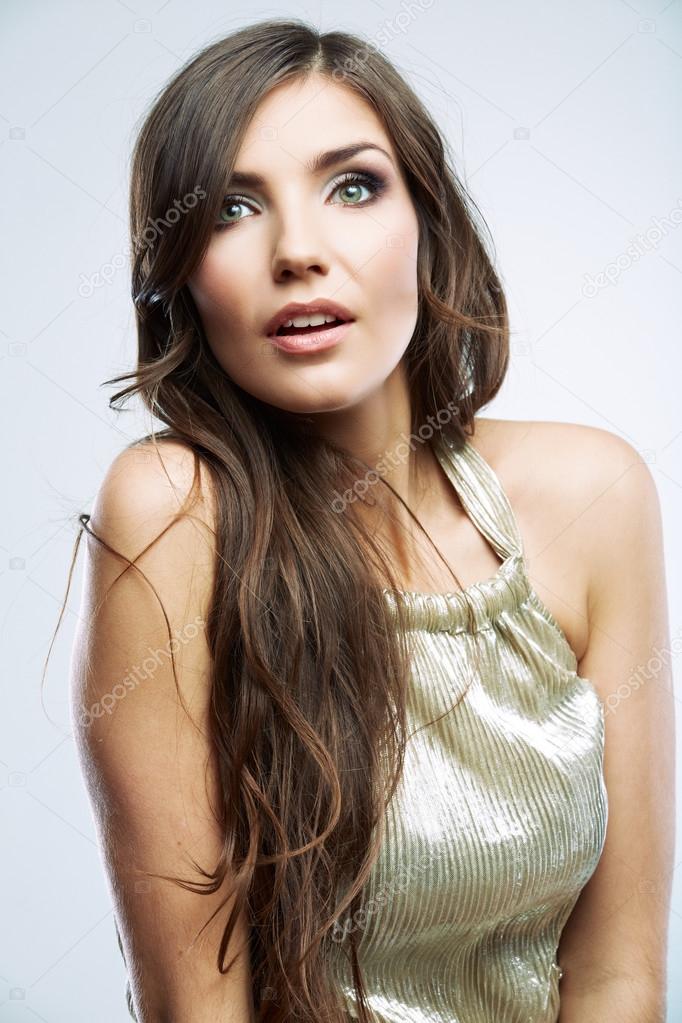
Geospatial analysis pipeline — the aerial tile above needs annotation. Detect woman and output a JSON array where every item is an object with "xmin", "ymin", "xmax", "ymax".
[{"xmin": 67, "ymin": 18, "xmax": 674, "ymax": 1023}]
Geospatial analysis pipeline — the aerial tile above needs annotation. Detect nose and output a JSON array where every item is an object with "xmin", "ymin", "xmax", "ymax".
[{"xmin": 271, "ymin": 209, "xmax": 330, "ymax": 282}]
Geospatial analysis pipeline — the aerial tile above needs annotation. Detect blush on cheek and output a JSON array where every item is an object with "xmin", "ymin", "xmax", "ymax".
[
  {"xmin": 379, "ymin": 233, "xmax": 419, "ymax": 310},
  {"xmin": 188, "ymin": 274, "xmax": 234, "ymax": 334},
  {"xmin": 189, "ymin": 250, "xmax": 259, "ymax": 341}
]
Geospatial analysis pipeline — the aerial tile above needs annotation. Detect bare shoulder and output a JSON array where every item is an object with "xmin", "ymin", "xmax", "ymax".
[
  {"xmin": 469, "ymin": 416, "xmax": 591, "ymax": 529},
  {"xmin": 470, "ymin": 417, "xmax": 658, "ymax": 659},
  {"xmin": 73, "ymin": 440, "xmax": 253, "ymax": 1017},
  {"xmin": 94, "ymin": 437, "xmax": 217, "ymax": 523},
  {"xmin": 85, "ymin": 438, "xmax": 219, "ymax": 657},
  {"xmin": 471, "ymin": 415, "xmax": 653, "ymax": 515},
  {"xmin": 82, "ymin": 437, "xmax": 220, "ymax": 695},
  {"xmin": 90, "ymin": 438, "xmax": 217, "ymax": 558}
]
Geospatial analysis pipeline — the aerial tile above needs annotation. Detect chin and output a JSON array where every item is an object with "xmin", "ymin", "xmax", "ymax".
[{"xmin": 267, "ymin": 391, "xmax": 360, "ymax": 416}]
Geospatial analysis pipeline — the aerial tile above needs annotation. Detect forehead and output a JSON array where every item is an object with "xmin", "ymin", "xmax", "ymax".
[{"xmin": 234, "ymin": 75, "xmax": 396, "ymax": 173}]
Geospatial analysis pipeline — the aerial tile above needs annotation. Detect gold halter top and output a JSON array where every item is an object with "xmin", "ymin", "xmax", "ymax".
[
  {"xmin": 115, "ymin": 427, "xmax": 608, "ymax": 1023},
  {"xmin": 325, "ymin": 427, "xmax": 608, "ymax": 1022}
]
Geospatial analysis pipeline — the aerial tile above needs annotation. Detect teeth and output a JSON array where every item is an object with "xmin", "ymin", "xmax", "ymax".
[{"xmin": 282, "ymin": 313, "xmax": 340, "ymax": 328}]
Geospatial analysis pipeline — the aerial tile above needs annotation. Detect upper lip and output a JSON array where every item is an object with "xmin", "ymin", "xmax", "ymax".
[{"xmin": 264, "ymin": 299, "xmax": 356, "ymax": 336}]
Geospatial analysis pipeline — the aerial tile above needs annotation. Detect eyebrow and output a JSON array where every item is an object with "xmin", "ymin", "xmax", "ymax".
[{"xmin": 226, "ymin": 141, "xmax": 395, "ymax": 190}]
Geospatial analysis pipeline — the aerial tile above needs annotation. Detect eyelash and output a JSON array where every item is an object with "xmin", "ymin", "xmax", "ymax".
[{"xmin": 213, "ymin": 169, "xmax": 388, "ymax": 233}]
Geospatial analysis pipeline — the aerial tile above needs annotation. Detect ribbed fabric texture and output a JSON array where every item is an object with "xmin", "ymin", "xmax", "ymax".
[
  {"xmin": 326, "ymin": 427, "xmax": 608, "ymax": 1022},
  {"xmin": 115, "ymin": 427, "xmax": 608, "ymax": 1023}
]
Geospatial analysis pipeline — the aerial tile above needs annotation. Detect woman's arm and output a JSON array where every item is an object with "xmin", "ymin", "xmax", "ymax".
[
  {"xmin": 70, "ymin": 442, "xmax": 255, "ymax": 1022},
  {"xmin": 555, "ymin": 430, "xmax": 675, "ymax": 1022}
]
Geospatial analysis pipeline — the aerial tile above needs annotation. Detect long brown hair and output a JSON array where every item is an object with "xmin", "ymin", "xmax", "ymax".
[{"xmin": 51, "ymin": 17, "xmax": 509, "ymax": 1022}]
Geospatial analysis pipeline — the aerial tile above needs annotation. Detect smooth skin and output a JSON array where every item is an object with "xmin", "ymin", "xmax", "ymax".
[
  {"xmin": 71, "ymin": 73, "xmax": 674, "ymax": 1021},
  {"xmin": 71, "ymin": 448, "xmax": 254, "ymax": 1022},
  {"xmin": 471, "ymin": 418, "xmax": 675, "ymax": 1023}
]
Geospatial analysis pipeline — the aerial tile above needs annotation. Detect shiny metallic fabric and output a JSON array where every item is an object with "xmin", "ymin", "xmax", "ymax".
[
  {"xmin": 327, "ymin": 429, "xmax": 608, "ymax": 1022},
  {"xmin": 115, "ymin": 429, "xmax": 608, "ymax": 1023}
]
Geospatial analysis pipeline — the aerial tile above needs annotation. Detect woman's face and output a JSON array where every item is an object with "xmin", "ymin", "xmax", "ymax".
[{"xmin": 186, "ymin": 74, "xmax": 420, "ymax": 415}]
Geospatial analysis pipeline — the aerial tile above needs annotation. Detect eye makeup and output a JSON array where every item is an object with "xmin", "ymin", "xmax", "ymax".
[{"xmin": 214, "ymin": 166, "xmax": 389, "ymax": 233}]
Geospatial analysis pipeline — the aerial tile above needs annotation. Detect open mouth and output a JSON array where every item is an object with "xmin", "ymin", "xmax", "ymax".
[{"xmin": 275, "ymin": 318, "xmax": 347, "ymax": 336}]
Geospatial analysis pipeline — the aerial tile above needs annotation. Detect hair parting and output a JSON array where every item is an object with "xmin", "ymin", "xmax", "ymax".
[{"xmin": 48, "ymin": 18, "xmax": 509, "ymax": 1022}]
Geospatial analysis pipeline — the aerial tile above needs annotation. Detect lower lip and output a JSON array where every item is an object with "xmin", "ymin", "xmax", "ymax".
[{"xmin": 267, "ymin": 320, "xmax": 354, "ymax": 354}]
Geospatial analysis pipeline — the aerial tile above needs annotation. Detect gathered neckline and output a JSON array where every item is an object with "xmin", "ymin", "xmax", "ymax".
[{"xmin": 383, "ymin": 550, "xmax": 531, "ymax": 633}]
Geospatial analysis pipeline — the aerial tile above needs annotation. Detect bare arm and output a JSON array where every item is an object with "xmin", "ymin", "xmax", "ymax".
[
  {"xmin": 556, "ymin": 431, "xmax": 675, "ymax": 1022},
  {"xmin": 70, "ymin": 441, "xmax": 255, "ymax": 1022}
]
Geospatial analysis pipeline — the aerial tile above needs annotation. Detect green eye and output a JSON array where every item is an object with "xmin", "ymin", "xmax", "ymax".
[
  {"xmin": 215, "ymin": 197, "xmax": 254, "ymax": 230},
  {"xmin": 213, "ymin": 168, "xmax": 387, "ymax": 233},
  {"xmin": 332, "ymin": 179, "xmax": 370, "ymax": 204}
]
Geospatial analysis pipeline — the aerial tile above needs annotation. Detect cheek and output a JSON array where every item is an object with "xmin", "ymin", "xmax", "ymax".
[
  {"xmin": 187, "ymin": 253, "xmax": 268, "ymax": 383},
  {"xmin": 188, "ymin": 252, "xmax": 250, "ymax": 335},
  {"xmin": 368, "ymin": 218, "xmax": 420, "ymax": 325}
]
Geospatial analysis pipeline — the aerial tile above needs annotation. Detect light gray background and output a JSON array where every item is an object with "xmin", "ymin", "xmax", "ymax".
[{"xmin": 1, "ymin": 0, "xmax": 680, "ymax": 1020}]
